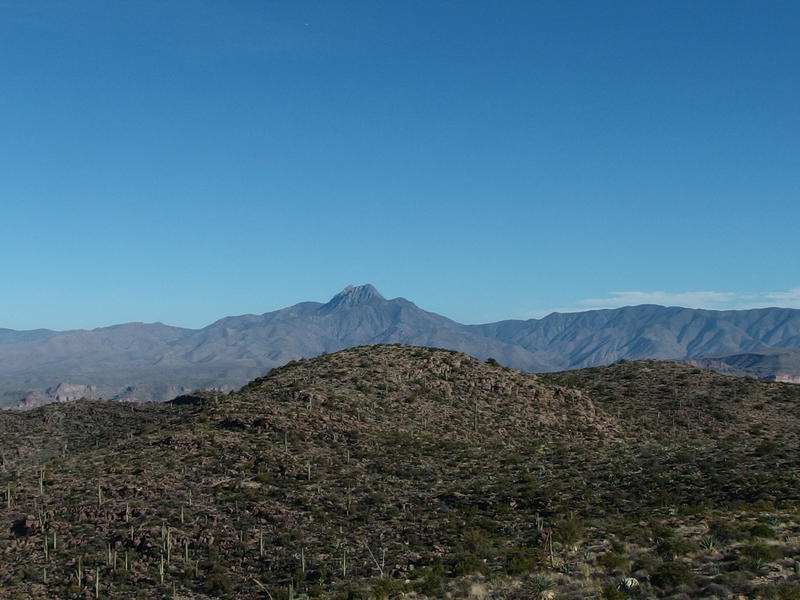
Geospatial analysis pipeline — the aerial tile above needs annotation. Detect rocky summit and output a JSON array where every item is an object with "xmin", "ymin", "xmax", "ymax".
[{"xmin": 0, "ymin": 345, "xmax": 798, "ymax": 599}]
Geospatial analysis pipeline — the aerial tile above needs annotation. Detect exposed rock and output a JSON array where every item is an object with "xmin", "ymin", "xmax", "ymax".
[{"xmin": 17, "ymin": 383, "xmax": 98, "ymax": 409}]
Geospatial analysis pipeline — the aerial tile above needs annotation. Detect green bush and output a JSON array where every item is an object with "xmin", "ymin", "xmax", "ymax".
[
  {"xmin": 554, "ymin": 515, "xmax": 583, "ymax": 545},
  {"xmin": 740, "ymin": 541, "xmax": 781, "ymax": 562},
  {"xmin": 656, "ymin": 537, "xmax": 699, "ymax": 558},
  {"xmin": 458, "ymin": 528, "xmax": 497, "ymax": 559},
  {"xmin": 649, "ymin": 521, "xmax": 675, "ymax": 541},
  {"xmin": 749, "ymin": 523, "xmax": 776, "ymax": 538},
  {"xmin": 650, "ymin": 561, "xmax": 695, "ymax": 589},
  {"xmin": 452, "ymin": 553, "xmax": 487, "ymax": 576},
  {"xmin": 597, "ymin": 552, "xmax": 630, "ymax": 572},
  {"xmin": 708, "ymin": 519, "xmax": 746, "ymax": 543},
  {"xmin": 505, "ymin": 546, "xmax": 539, "ymax": 575},
  {"xmin": 763, "ymin": 583, "xmax": 800, "ymax": 600},
  {"xmin": 601, "ymin": 585, "xmax": 627, "ymax": 600},
  {"xmin": 202, "ymin": 566, "xmax": 234, "ymax": 597},
  {"xmin": 409, "ymin": 563, "xmax": 445, "ymax": 595},
  {"xmin": 631, "ymin": 553, "xmax": 660, "ymax": 574},
  {"xmin": 369, "ymin": 577, "xmax": 408, "ymax": 600}
]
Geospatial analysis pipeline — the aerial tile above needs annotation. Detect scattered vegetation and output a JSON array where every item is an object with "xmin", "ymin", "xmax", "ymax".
[{"xmin": 0, "ymin": 345, "xmax": 797, "ymax": 599}]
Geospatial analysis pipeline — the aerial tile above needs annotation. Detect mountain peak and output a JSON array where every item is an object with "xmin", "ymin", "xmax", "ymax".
[{"xmin": 324, "ymin": 284, "xmax": 385, "ymax": 309}]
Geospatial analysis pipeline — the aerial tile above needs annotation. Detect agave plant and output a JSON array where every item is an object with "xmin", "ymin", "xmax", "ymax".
[
  {"xmin": 699, "ymin": 536, "xmax": 716, "ymax": 551},
  {"xmin": 529, "ymin": 572, "xmax": 555, "ymax": 599}
]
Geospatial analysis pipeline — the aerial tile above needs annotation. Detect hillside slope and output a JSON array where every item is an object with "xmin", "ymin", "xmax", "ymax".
[{"xmin": 0, "ymin": 346, "xmax": 798, "ymax": 599}]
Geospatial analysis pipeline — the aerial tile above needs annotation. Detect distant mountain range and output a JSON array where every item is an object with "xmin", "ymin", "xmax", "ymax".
[{"xmin": 2, "ymin": 284, "xmax": 800, "ymax": 406}]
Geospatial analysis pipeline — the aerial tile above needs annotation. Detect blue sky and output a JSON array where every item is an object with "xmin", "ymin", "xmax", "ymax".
[{"xmin": 1, "ymin": 1, "xmax": 799, "ymax": 330}]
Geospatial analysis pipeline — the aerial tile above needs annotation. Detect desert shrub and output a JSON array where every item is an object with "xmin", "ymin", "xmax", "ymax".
[
  {"xmin": 597, "ymin": 552, "xmax": 630, "ymax": 572},
  {"xmin": 236, "ymin": 487, "xmax": 261, "ymax": 502},
  {"xmin": 739, "ymin": 541, "xmax": 781, "ymax": 564},
  {"xmin": 452, "ymin": 553, "xmax": 487, "ymax": 576},
  {"xmin": 749, "ymin": 522, "xmax": 776, "ymax": 538},
  {"xmin": 409, "ymin": 563, "xmax": 445, "ymax": 595},
  {"xmin": 650, "ymin": 561, "xmax": 695, "ymax": 589},
  {"xmin": 554, "ymin": 514, "xmax": 583, "ymax": 545},
  {"xmin": 504, "ymin": 451, "xmax": 525, "ymax": 464},
  {"xmin": 715, "ymin": 569, "xmax": 751, "ymax": 591},
  {"xmin": 679, "ymin": 500, "xmax": 714, "ymax": 516},
  {"xmin": 649, "ymin": 521, "xmax": 675, "ymax": 541},
  {"xmin": 763, "ymin": 583, "xmax": 800, "ymax": 600},
  {"xmin": 369, "ymin": 577, "xmax": 408, "ymax": 600},
  {"xmin": 201, "ymin": 560, "xmax": 234, "ymax": 597},
  {"xmin": 331, "ymin": 585, "xmax": 371, "ymax": 600},
  {"xmin": 458, "ymin": 528, "xmax": 497, "ymax": 559},
  {"xmin": 631, "ymin": 553, "xmax": 661, "ymax": 574},
  {"xmin": 751, "ymin": 499, "xmax": 777, "ymax": 511},
  {"xmin": 505, "ymin": 546, "xmax": 540, "ymax": 575},
  {"xmin": 656, "ymin": 537, "xmax": 699, "ymax": 558},
  {"xmin": 601, "ymin": 586, "xmax": 627, "ymax": 600},
  {"xmin": 518, "ymin": 473, "xmax": 543, "ymax": 498},
  {"xmin": 528, "ymin": 572, "xmax": 555, "ymax": 598},
  {"xmin": 755, "ymin": 441, "xmax": 780, "ymax": 456},
  {"xmin": 708, "ymin": 519, "xmax": 746, "ymax": 543}
]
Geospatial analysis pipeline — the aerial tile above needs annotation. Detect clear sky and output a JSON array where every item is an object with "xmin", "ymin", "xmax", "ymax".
[{"xmin": 2, "ymin": 1, "xmax": 799, "ymax": 330}]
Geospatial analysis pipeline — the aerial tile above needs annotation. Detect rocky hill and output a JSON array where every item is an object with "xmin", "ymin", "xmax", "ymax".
[
  {"xmin": 3, "ymin": 286, "xmax": 800, "ymax": 407},
  {"xmin": 0, "ymin": 345, "xmax": 798, "ymax": 599}
]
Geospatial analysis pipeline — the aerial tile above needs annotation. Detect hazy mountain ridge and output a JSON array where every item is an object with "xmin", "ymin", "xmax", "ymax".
[
  {"xmin": 469, "ymin": 305, "xmax": 800, "ymax": 368},
  {"xmin": 686, "ymin": 348, "xmax": 800, "ymax": 384},
  {"xmin": 2, "ymin": 285, "xmax": 800, "ymax": 406}
]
